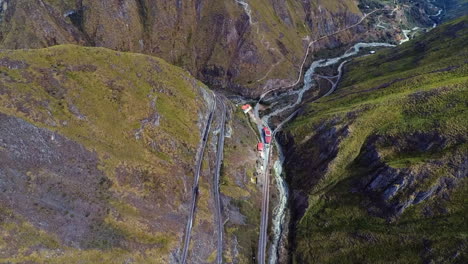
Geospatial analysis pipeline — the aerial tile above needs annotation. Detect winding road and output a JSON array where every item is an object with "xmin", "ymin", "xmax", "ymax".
[
  {"xmin": 243, "ymin": 1, "xmax": 432, "ymax": 263},
  {"xmin": 253, "ymin": 9, "xmax": 388, "ymax": 264},
  {"xmin": 234, "ymin": 0, "xmax": 284, "ymax": 84},
  {"xmin": 322, "ymin": 59, "xmax": 348, "ymax": 97},
  {"xmin": 223, "ymin": 3, "xmax": 408, "ymax": 264}
]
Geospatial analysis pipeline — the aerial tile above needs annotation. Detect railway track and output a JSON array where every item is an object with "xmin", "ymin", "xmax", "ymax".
[
  {"xmin": 213, "ymin": 98, "xmax": 227, "ymax": 264},
  {"xmin": 180, "ymin": 99, "xmax": 215, "ymax": 264}
]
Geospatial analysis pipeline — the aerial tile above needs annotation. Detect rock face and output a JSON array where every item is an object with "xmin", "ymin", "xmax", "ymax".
[
  {"xmin": 0, "ymin": 113, "xmax": 114, "ymax": 248},
  {"xmin": 0, "ymin": 0, "xmax": 377, "ymax": 96},
  {"xmin": 283, "ymin": 17, "xmax": 468, "ymax": 263},
  {"xmin": 356, "ymin": 133, "xmax": 467, "ymax": 219},
  {"xmin": 1, "ymin": 0, "xmax": 455, "ymax": 96},
  {"xmin": 0, "ymin": 2, "xmax": 466, "ymax": 263},
  {"xmin": 280, "ymin": 114, "xmax": 353, "ymax": 219}
]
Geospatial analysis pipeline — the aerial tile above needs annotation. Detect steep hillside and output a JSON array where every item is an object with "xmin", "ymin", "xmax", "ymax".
[
  {"xmin": 1, "ymin": 2, "xmax": 466, "ymax": 263},
  {"xmin": 0, "ymin": 45, "xmax": 261, "ymax": 263},
  {"xmin": 443, "ymin": 0, "xmax": 468, "ymax": 21},
  {"xmin": 0, "ymin": 0, "xmax": 420, "ymax": 96},
  {"xmin": 221, "ymin": 108, "xmax": 263, "ymax": 263},
  {"xmin": 283, "ymin": 16, "xmax": 467, "ymax": 263},
  {"xmin": 0, "ymin": 44, "xmax": 211, "ymax": 263}
]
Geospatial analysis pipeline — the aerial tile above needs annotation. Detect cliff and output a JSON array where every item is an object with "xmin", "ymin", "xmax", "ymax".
[
  {"xmin": 0, "ymin": 0, "xmax": 389, "ymax": 96},
  {"xmin": 283, "ymin": 16, "xmax": 467, "ymax": 263}
]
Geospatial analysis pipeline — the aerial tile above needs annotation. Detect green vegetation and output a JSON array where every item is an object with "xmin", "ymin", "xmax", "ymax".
[
  {"xmin": 0, "ymin": 45, "xmax": 207, "ymax": 180},
  {"xmin": 221, "ymin": 108, "xmax": 261, "ymax": 263},
  {"xmin": 0, "ymin": 45, "xmax": 210, "ymax": 263},
  {"xmin": 0, "ymin": 43, "xmax": 264, "ymax": 263},
  {"xmin": 287, "ymin": 16, "xmax": 468, "ymax": 263},
  {"xmin": 0, "ymin": 0, "xmax": 375, "ymax": 95}
]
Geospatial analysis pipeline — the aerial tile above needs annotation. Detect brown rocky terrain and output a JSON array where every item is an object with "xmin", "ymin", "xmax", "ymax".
[{"xmin": 0, "ymin": 0, "xmax": 415, "ymax": 96}]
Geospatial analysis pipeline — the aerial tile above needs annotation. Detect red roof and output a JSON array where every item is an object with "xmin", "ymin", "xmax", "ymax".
[
  {"xmin": 263, "ymin": 126, "xmax": 271, "ymax": 136},
  {"xmin": 257, "ymin": 143, "xmax": 264, "ymax": 151},
  {"xmin": 241, "ymin": 104, "xmax": 251, "ymax": 110}
]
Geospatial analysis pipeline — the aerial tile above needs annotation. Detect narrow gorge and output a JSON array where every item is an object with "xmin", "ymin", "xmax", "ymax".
[{"xmin": 0, "ymin": 0, "xmax": 466, "ymax": 263}]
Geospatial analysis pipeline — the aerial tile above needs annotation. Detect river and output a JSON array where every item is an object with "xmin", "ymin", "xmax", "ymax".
[
  {"xmin": 263, "ymin": 42, "xmax": 396, "ymax": 264},
  {"xmin": 244, "ymin": 0, "xmax": 442, "ymax": 261}
]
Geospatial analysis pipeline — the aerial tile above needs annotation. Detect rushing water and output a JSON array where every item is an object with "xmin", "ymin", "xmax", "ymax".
[
  {"xmin": 268, "ymin": 141, "xmax": 287, "ymax": 264},
  {"xmin": 400, "ymin": 29, "xmax": 411, "ymax": 44},
  {"xmin": 401, "ymin": 3, "xmax": 443, "ymax": 43},
  {"xmin": 430, "ymin": 9, "xmax": 443, "ymax": 17},
  {"xmin": 241, "ymin": 5, "xmax": 399, "ymax": 259},
  {"xmin": 234, "ymin": 0, "xmax": 254, "ymax": 25},
  {"xmin": 264, "ymin": 42, "xmax": 395, "ymax": 264},
  {"xmin": 430, "ymin": 8, "xmax": 444, "ymax": 28},
  {"xmin": 257, "ymin": 2, "xmax": 438, "ymax": 261}
]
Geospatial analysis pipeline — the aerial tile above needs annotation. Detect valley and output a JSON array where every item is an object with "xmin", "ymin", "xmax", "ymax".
[{"xmin": 0, "ymin": 0, "xmax": 466, "ymax": 264}]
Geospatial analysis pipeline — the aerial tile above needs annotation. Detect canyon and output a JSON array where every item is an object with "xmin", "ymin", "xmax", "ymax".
[{"xmin": 0, "ymin": 0, "xmax": 466, "ymax": 263}]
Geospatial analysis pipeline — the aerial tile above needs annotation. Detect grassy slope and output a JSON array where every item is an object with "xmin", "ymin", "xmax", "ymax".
[
  {"xmin": 287, "ymin": 16, "xmax": 467, "ymax": 263},
  {"xmin": 444, "ymin": 0, "xmax": 468, "ymax": 21},
  {"xmin": 221, "ymin": 108, "xmax": 262, "ymax": 263},
  {"xmin": 0, "ymin": 45, "xmax": 210, "ymax": 263}
]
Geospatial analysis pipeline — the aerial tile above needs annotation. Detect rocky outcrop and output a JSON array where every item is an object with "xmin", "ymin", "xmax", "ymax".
[
  {"xmin": 0, "ymin": 0, "xmax": 86, "ymax": 48},
  {"xmin": 356, "ymin": 133, "xmax": 467, "ymax": 219},
  {"xmin": 281, "ymin": 113, "xmax": 354, "ymax": 218},
  {"xmin": 3, "ymin": 0, "xmax": 453, "ymax": 96},
  {"xmin": 0, "ymin": 44, "xmax": 263, "ymax": 263}
]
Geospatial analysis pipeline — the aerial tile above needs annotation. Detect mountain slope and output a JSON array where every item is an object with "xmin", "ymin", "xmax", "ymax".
[
  {"xmin": 0, "ymin": 44, "xmax": 264, "ymax": 263},
  {"xmin": 0, "ymin": 44, "xmax": 212, "ymax": 263},
  {"xmin": 283, "ymin": 16, "xmax": 467, "ymax": 263},
  {"xmin": 0, "ymin": 0, "xmax": 401, "ymax": 96},
  {"xmin": 0, "ymin": 45, "xmax": 214, "ymax": 263}
]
